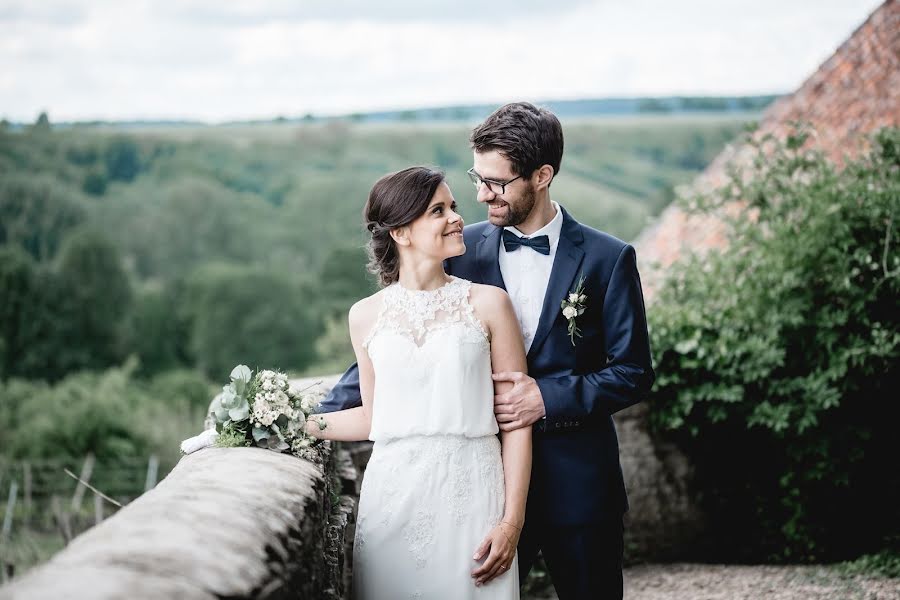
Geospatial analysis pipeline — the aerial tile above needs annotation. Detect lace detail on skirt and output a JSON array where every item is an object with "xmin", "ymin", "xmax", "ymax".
[{"xmin": 353, "ymin": 434, "xmax": 509, "ymax": 595}]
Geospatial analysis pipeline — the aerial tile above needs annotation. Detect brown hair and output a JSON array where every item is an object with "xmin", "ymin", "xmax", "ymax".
[
  {"xmin": 364, "ymin": 166, "xmax": 446, "ymax": 287},
  {"xmin": 470, "ymin": 101, "xmax": 564, "ymax": 183}
]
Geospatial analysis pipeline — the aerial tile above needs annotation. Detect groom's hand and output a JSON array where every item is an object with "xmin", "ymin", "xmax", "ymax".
[{"xmin": 492, "ymin": 372, "xmax": 545, "ymax": 431}]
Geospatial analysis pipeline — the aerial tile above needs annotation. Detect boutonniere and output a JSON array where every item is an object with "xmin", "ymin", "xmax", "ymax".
[{"xmin": 560, "ymin": 274, "xmax": 587, "ymax": 346}]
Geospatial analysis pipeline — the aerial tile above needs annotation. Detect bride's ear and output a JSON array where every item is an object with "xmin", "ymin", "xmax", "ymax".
[{"xmin": 390, "ymin": 226, "xmax": 411, "ymax": 247}]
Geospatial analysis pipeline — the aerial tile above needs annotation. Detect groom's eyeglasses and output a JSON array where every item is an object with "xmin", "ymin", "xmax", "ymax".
[{"xmin": 466, "ymin": 168, "xmax": 522, "ymax": 195}]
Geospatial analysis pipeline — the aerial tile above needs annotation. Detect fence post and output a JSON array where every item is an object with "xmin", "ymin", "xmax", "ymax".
[
  {"xmin": 51, "ymin": 495, "xmax": 72, "ymax": 545},
  {"xmin": 144, "ymin": 454, "xmax": 159, "ymax": 492},
  {"xmin": 71, "ymin": 453, "xmax": 95, "ymax": 513},
  {"xmin": 1, "ymin": 481, "xmax": 18, "ymax": 544},
  {"xmin": 94, "ymin": 493, "xmax": 104, "ymax": 525},
  {"xmin": 23, "ymin": 461, "xmax": 32, "ymax": 526}
]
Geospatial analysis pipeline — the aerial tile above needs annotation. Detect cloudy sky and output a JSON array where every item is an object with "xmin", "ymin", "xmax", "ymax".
[{"xmin": 0, "ymin": 0, "xmax": 884, "ymax": 123}]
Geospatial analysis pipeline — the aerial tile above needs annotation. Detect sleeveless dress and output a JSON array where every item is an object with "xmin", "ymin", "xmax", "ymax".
[{"xmin": 353, "ymin": 276, "xmax": 519, "ymax": 600}]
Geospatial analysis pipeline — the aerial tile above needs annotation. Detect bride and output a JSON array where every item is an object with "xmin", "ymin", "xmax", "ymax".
[{"xmin": 306, "ymin": 166, "xmax": 531, "ymax": 599}]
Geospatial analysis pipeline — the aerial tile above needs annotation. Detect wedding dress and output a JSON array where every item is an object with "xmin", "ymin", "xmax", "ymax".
[{"xmin": 353, "ymin": 276, "xmax": 519, "ymax": 599}]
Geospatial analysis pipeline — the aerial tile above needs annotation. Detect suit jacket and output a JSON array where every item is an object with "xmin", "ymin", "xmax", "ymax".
[{"xmin": 320, "ymin": 205, "xmax": 655, "ymax": 524}]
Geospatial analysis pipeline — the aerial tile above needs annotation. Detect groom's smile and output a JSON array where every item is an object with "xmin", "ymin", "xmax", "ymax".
[{"xmin": 486, "ymin": 200, "xmax": 509, "ymax": 220}]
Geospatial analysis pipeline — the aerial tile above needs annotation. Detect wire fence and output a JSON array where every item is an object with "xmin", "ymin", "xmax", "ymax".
[{"xmin": 0, "ymin": 453, "xmax": 178, "ymax": 581}]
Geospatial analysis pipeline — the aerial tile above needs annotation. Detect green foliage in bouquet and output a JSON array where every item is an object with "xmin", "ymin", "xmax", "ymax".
[
  {"xmin": 648, "ymin": 127, "xmax": 899, "ymax": 562},
  {"xmin": 209, "ymin": 365, "xmax": 323, "ymax": 457}
]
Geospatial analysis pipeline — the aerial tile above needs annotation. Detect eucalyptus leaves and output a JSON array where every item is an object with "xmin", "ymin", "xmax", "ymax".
[{"xmin": 208, "ymin": 364, "xmax": 325, "ymax": 459}]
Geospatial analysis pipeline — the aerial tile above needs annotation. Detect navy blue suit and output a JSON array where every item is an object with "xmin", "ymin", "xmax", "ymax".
[{"xmin": 321, "ymin": 205, "xmax": 654, "ymax": 599}]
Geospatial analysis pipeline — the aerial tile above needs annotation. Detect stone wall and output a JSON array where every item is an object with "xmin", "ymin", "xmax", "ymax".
[
  {"xmin": 0, "ymin": 388, "xmax": 704, "ymax": 600},
  {"xmin": 0, "ymin": 444, "xmax": 356, "ymax": 600},
  {"xmin": 616, "ymin": 404, "xmax": 708, "ymax": 563}
]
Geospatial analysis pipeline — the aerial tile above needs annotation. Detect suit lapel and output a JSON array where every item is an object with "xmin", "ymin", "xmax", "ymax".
[
  {"xmin": 527, "ymin": 206, "xmax": 585, "ymax": 360},
  {"xmin": 475, "ymin": 225, "xmax": 506, "ymax": 291}
]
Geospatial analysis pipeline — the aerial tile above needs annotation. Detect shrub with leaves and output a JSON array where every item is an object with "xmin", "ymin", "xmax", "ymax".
[{"xmin": 649, "ymin": 127, "xmax": 899, "ymax": 562}]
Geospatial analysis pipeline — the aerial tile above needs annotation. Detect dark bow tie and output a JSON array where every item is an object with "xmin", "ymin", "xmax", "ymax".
[{"xmin": 502, "ymin": 229, "xmax": 551, "ymax": 255}]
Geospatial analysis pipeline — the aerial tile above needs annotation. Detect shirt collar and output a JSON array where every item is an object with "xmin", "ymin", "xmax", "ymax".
[{"xmin": 504, "ymin": 201, "xmax": 564, "ymax": 250}]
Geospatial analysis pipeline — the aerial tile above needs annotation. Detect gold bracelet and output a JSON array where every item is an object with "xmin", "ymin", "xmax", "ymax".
[{"xmin": 500, "ymin": 520, "xmax": 522, "ymax": 531}]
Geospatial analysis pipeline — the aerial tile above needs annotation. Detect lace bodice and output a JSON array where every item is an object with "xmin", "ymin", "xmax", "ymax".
[
  {"xmin": 362, "ymin": 276, "xmax": 499, "ymax": 441},
  {"xmin": 363, "ymin": 276, "xmax": 488, "ymax": 348}
]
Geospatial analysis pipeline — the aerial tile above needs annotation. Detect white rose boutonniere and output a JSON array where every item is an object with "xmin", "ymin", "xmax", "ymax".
[{"xmin": 560, "ymin": 274, "xmax": 587, "ymax": 346}]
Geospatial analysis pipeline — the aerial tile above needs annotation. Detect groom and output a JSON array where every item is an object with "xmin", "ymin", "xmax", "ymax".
[{"xmin": 321, "ymin": 102, "xmax": 654, "ymax": 599}]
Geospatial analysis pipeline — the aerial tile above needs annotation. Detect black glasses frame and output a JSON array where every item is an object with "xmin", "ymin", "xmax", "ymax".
[{"xmin": 466, "ymin": 168, "xmax": 522, "ymax": 195}]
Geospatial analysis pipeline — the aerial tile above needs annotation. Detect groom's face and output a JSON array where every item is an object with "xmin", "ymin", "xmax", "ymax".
[{"xmin": 472, "ymin": 150, "xmax": 536, "ymax": 228}]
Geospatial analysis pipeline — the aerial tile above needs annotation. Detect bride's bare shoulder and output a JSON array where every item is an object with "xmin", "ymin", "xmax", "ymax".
[
  {"xmin": 348, "ymin": 289, "xmax": 387, "ymax": 336},
  {"xmin": 467, "ymin": 282, "xmax": 513, "ymax": 317}
]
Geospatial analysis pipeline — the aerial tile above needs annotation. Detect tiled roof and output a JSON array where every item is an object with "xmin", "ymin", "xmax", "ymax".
[{"xmin": 636, "ymin": 0, "xmax": 899, "ymax": 302}]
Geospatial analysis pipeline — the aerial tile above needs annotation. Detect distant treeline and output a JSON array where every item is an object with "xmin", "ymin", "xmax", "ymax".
[
  {"xmin": 0, "ymin": 95, "xmax": 778, "ymax": 130},
  {"xmin": 0, "ymin": 114, "xmax": 751, "ymax": 382}
]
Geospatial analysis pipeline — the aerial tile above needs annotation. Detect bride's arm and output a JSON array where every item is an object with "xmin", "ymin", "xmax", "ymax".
[
  {"xmin": 306, "ymin": 298, "xmax": 376, "ymax": 442},
  {"xmin": 472, "ymin": 285, "xmax": 532, "ymax": 586}
]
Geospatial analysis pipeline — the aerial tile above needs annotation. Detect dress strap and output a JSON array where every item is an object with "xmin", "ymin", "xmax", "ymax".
[{"xmin": 362, "ymin": 291, "xmax": 392, "ymax": 351}]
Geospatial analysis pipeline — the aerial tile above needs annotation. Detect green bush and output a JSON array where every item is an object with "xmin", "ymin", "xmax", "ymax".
[
  {"xmin": 184, "ymin": 264, "xmax": 322, "ymax": 379},
  {"xmin": 648, "ymin": 127, "xmax": 899, "ymax": 562},
  {"xmin": 0, "ymin": 361, "xmax": 211, "ymax": 468},
  {"xmin": 835, "ymin": 550, "xmax": 900, "ymax": 579},
  {"xmin": 145, "ymin": 368, "xmax": 216, "ymax": 413}
]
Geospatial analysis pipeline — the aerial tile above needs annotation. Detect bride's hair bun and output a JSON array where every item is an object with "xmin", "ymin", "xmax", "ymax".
[{"xmin": 364, "ymin": 167, "xmax": 446, "ymax": 287}]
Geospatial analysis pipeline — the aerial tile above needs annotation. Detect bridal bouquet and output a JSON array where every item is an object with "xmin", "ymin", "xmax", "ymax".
[{"xmin": 180, "ymin": 365, "xmax": 327, "ymax": 461}]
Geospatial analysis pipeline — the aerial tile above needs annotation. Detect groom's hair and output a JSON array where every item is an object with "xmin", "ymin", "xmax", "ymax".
[
  {"xmin": 470, "ymin": 102, "xmax": 563, "ymax": 183},
  {"xmin": 364, "ymin": 166, "xmax": 446, "ymax": 287}
]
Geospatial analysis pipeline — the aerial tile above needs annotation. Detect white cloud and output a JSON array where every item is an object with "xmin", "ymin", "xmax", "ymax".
[{"xmin": 0, "ymin": 0, "xmax": 884, "ymax": 122}]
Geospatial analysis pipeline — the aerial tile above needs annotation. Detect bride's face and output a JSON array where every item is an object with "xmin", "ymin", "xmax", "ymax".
[{"xmin": 400, "ymin": 182, "xmax": 465, "ymax": 260}]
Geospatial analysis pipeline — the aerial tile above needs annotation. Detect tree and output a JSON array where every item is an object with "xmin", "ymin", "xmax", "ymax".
[
  {"xmin": 82, "ymin": 170, "xmax": 108, "ymax": 196},
  {"xmin": 31, "ymin": 111, "xmax": 51, "ymax": 133},
  {"xmin": 649, "ymin": 128, "xmax": 899, "ymax": 561},
  {"xmin": 0, "ymin": 247, "xmax": 37, "ymax": 379},
  {"xmin": 0, "ymin": 175, "xmax": 87, "ymax": 261},
  {"xmin": 317, "ymin": 245, "xmax": 377, "ymax": 318},
  {"xmin": 55, "ymin": 229, "xmax": 134, "ymax": 371},
  {"xmin": 185, "ymin": 264, "xmax": 322, "ymax": 378},
  {"xmin": 104, "ymin": 136, "xmax": 141, "ymax": 182},
  {"xmin": 124, "ymin": 282, "xmax": 192, "ymax": 376}
]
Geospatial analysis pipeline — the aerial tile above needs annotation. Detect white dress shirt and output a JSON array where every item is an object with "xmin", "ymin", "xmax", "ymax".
[{"xmin": 499, "ymin": 201, "xmax": 564, "ymax": 354}]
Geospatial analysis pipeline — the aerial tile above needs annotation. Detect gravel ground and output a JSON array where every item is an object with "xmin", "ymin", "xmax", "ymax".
[{"xmin": 524, "ymin": 563, "xmax": 899, "ymax": 600}]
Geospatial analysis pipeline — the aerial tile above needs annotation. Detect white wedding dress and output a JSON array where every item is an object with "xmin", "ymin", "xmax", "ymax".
[{"xmin": 353, "ymin": 276, "xmax": 519, "ymax": 600}]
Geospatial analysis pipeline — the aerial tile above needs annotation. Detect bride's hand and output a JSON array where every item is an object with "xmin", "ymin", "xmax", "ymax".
[{"xmin": 471, "ymin": 521, "xmax": 519, "ymax": 586}]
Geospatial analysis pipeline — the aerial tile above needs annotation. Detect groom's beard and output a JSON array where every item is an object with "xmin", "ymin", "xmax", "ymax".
[{"xmin": 495, "ymin": 183, "xmax": 536, "ymax": 228}]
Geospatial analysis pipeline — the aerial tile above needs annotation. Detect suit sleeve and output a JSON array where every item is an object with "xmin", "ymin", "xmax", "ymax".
[
  {"xmin": 536, "ymin": 244, "xmax": 655, "ymax": 427},
  {"xmin": 319, "ymin": 362, "xmax": 363, "ymax": 413}
]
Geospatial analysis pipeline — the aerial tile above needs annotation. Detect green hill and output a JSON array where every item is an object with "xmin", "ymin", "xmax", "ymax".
[{"xmin": 1, "ymin": 113, "xmax": 754, "ymax": 378}]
